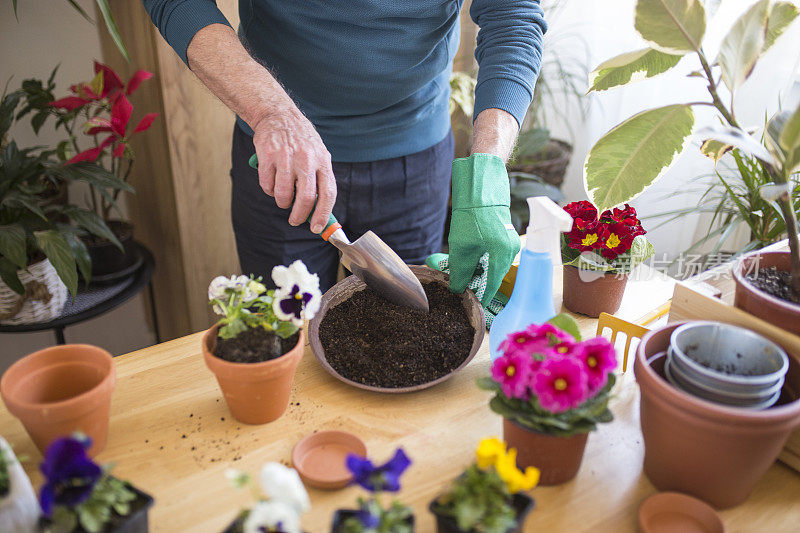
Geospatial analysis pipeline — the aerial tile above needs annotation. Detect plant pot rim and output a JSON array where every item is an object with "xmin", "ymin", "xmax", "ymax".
[
  {"xmin": 732, "ymin": 250, "xmax": 800, "ymax": 314},
  {"xmin": 202, "ymin": 324, "xmax": 305, "ymax": 373},
  {"xmin": 307, "ymin": 265, "xmax": 485, "ymax": 393},
  {"xmin": 563, "ymin": 264, "xmax": 628, "ymax": 278},
  {"xmin": 635, "ymin": 322, "xmax": 800, "ymax": 424},
  {"xmin": 0, "ymin": 344, "xmax": 115, "ymax": 415},
  {"xmin": 504, "ymin": 417, "xmax": 593, "ymax": 438}
]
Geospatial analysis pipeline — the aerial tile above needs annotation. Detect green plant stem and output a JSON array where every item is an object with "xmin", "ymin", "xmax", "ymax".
[
  {"xmin": 776, "ymin": 191, "xmax": 800, "ymax": 293},
  {"xmin": 697, "ymin": 50, "xmax": 740, "ymax": 129}
]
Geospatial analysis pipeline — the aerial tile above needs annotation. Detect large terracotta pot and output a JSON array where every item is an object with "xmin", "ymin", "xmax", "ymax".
[
  {"xmin": 203, "ymin": 325, "xmax": 304, "ymax": 425},
  {"xmin": 635, "ymin": 322, "xmax": 800, "ymax": 508},
  {"xmin": 732, "ymin": 251, "xmax": 800, "ymax": 335},
  {"xmin": 562, "ymin": 265, "xmax": 628, "ymax": 318},
  {"xmin": 503, "ymin": 419, "xmax": 588, "ymax": 486},
  {"xmin": 0, "ymin": 344, "xmax": 115, "ymax": 456}
]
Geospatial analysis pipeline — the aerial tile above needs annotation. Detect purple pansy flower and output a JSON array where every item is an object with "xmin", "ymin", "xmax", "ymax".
[
  {"xmin": 39, "ymin": 436, "xmax": 102, "ymax": 516},
  {"xmin": 355, "ymin": 507, "xmax": 380, "ymax": 528},
  {"xmin": 345, "ymin": 448, "xmax": 411, "ymax": 493}
]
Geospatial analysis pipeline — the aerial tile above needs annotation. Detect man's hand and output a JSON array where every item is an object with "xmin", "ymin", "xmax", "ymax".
[
  {"xmin": 187, "ymin": 24, "xmax": 336, "ymax": 233},
  {"xmin": 251, "ymin": 110, "xmax": 336, "ymax": 233},
  {"xmin": 448, "ymin": 108, "xmax": 521, "ymax": 305}
]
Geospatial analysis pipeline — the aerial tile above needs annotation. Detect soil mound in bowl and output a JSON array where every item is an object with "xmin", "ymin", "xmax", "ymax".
[{"xmin": 318, "ymin": 282, "xmax": 475, "ymax": 388}]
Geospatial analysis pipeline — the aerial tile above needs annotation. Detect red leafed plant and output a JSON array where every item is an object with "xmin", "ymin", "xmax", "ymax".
[
  {"xmin": 560, "ymin": 201, "xmax": 654, "ymax": 274},
  {"xmin": 48, "ymin": 61, "xmax": 158, "ymax": 221}
]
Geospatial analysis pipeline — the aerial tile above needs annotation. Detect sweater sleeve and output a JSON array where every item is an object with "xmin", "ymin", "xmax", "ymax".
[
  {"xmin": 141, "ymin": 0, "xmax": 232, "ymax": 66},
  {"xmin": 469, "ymin": 0, "xmax": 547, "ymax": 128}
]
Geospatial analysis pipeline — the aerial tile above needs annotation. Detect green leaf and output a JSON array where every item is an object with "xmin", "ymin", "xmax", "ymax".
[
  {"xmin": 716, "ymin": 0, "xmax": 769, "ymax": 93},
  {"xmin": 59, "ymin": 225, "xmax": 92, "ymax": 284},
  {"xmin": 61, "ymin": 206, "xmax": 122, "ymax": 249},
  {"xmin": 635, "ymin": 0, "xmax": 706, "ymax": 54},
  {"xmin": 763, "ymin": 2, "xmax": 799, "ymax": 53},
  {"xmin": 547, "ymin": 313, "xmax": 581, "ymax": 341},
  {"xmin": 95, "ymin": 0, "xmax": 131, "ymax": 63},
  {"xmin": 695, "ymin": 124, "xmax": 777, "ymax": 166},
  {"xmin": 35, "ymin": 230, "xmax": 77, "ymax": 297},
  {"xmin": 275, "ymin": 320, "xmax": 299, "ymax": 339},
  {"xmin": 584, "ymin": 104, "xmax": 695, "ymax": 212},
  {"xmin": 778, "ymin": 103, "xmax": 800, "ymax": 175},
  {"xmin": 0, "ymin": 224, "xmax": 27, "ymax": 269},
  {"xmin": 588, "ymin": 48, "xmax": 683, "ymax": 92},
  {"xmin": 620, "ymin": 234, "xmax": 656, "ymax": 271},
  {"xmin": 700, "ymin": 139, "xmax": 732, "ymax": 163},
  {"xmin": 0, "ymin": 257, "xmax": 24, "ymax": 295},
  {"xmin": 66, "ymin": 0, "xmax": 92, "ymax": 22}
]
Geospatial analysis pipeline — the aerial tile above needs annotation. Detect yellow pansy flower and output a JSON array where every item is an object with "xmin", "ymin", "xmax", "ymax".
[
  {"xmin": 475, "ymin": 437, "xmax": 506, "ymax": 470},
  {"xmin": 494, "ymin": 447, "xmax": 540, "ymax": 493}
]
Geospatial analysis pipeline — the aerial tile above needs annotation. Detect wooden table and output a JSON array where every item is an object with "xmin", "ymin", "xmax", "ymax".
[{"xmin": 2, "ymin": 265, "xmax": 799, "ymax": 532}]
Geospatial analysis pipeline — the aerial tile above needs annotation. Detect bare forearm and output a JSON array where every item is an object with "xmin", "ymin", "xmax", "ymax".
[
  {"xmin": 186, "ymin": 24, "xmax": 299, "ymax": 129},
  {"xmin": 470, "ymin": 108, "xmax": 520, "ymax": 162}
]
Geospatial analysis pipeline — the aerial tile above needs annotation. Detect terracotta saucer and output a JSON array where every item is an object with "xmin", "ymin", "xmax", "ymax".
[
  {"xmin": 292, "ymin": 430, "xmax": 366, "ymax": 490},
  {"xmin": 638, "ymin": 492, "xmax": 725, "ymax": 533}
]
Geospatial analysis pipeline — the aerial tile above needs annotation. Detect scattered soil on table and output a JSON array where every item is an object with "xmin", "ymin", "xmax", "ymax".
[
  {"xmin": 746, "ymin": 266, "xmax": 800, "ymax": 306},
  {"xmin": 214, "ymin": 327, "xmax": 299, "ymax": 363},
  {"xmin": 319, "ymin": 282, "xmax": 475, "ymax": 388}
]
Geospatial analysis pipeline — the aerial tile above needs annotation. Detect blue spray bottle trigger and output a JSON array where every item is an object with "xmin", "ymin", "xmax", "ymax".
[{"xmin": 489, "ymin": 197, "xmax": 573, "ymax": 362}]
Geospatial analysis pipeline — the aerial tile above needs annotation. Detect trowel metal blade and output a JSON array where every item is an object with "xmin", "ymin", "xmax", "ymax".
[{"xmin": 339, "ymin": 231, "xmax": 429, "ymax": 312}]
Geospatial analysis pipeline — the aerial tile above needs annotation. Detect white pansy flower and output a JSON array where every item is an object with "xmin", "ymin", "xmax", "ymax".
[
  {"xmin": 243, "ymin": 500, "xmax": 301, "ymax": 533},
  {"xmin": 272, "ymin": 261, "xmax": 322, "ymax": 325},
  {"xmin": 259, "ymin": 462, "xmax": 310, "ymax": 514},
  {"xmin": 208, "ymin": 276, "xmax": 232, "ymax": 301},
  {"xmin": 231, "ymin": 275, "xmax": 250, "ymax": 293}
]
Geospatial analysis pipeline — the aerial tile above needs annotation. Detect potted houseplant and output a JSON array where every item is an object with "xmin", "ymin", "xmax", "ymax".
[
  {"xmin": 0, "ymin": 87, "xmax": 130, "ymax": 324},
  {"xmin": 0, "ymin": 344, "xmax": 116, "ymax": 456},
  {"xmin": 582, "ymin": 0, "xmax": 800, "ymax": 330},
  {"xmin": 38, "ymin": 434, "xmax": 153, "ymax": 533},
  {"xmin": 429, "ymin": 437, "xmax": 537, "ymax": 533},
  {"xmin": 40, "ymin": 61, "xmax": 158, "ymax": 280},
  {"xmin": 223, "ymin": 462, "xmax": 310, "ymax": 533},
  {"xmin": 477, "ymin": 317, "xmax": 616, "ymax": 485},
  {"xmin": 333, "ymin": 448, "xmax": 414, "ymax": 532},
  {"xmin": 560, "ymin": 201, "xmax": 654, "ymax": 317},
  {"xmin": 0, "ymin": 437, "xmax": 39, "ymax": 533},
  {"xmin": 203, "ymin": 260, "xmax": 321, "ymax": 424},
  {"xmin": 635, "ymin": 322, "xmax": 800, "ymax": 508}
]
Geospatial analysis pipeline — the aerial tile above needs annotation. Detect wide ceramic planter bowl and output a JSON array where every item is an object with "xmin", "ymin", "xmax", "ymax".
[
  {"xmin": 308, "ymin": 265, "xmax": 484, "ymax": 393},
  {"xmin": 635, "ymin": 322, "xmax": 800, "ymax": 508},
  {"xmin": 0, "ymin": 344, "xmax": 115, "ymax": 456},
  {"xmin": 732, "ymin": 250, "xmax": 800, "ymax": 335},
  {"xmin": 203, "ymin": 325, "xmax": 304, "ymax": 425}
]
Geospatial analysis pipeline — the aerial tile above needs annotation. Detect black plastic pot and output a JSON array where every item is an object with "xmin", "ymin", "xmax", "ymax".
[
  {"xmin": 39, "ymin": 481, "xmax": 153, "ymax": 533},
  {"xmin": 429, "ymin": 493, "xmax": 534, "ymax": 533},
  {"xmin": 331, "ymin": 509, "xmax": 415, "ymax": 532},
  {"xmin": 84, "ymin": 220, "xmax": 139, "ymax": 281}
]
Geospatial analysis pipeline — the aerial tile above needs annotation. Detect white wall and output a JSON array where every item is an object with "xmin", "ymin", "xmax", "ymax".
[
  {"xmin": 547, "ymin": 0, "xmax": 800, "ymax": 262},
  {"xmin": 1, "ymin": 1, "xmax": 154, "ymax": 369}
]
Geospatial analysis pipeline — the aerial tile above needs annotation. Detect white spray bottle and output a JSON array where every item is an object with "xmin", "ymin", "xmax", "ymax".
[{"xmin": 489, "ymin": 196, "xmax": 573, "ymax": 361}]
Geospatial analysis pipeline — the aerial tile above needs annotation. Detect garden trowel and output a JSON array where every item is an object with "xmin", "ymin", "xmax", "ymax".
[{"xmin": 249, "ymin": 154, "xmax": 429, "ymax": 312}]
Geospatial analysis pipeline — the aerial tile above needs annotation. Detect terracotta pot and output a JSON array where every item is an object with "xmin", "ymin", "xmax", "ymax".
[
  {"xmin": 502, "ymin": 418, "xmax": 588, "ymax": 486},
  {"xmin": 429, "ymin": 492, "xmax": 534, "ymax": 533},
  {"xmin": 202, "ymin": 325, "xmax": 304, "ymax": 425},
  {"xmin": 0, "ymin": 344, "xmax": 115, "ymax": 456},
  {"xmin": 634, "ymin": 322, "xmax": 800, "ymax": 508},
  {"xmin": 308, "ymin": 265, "xmax": 485, "ymax": 393},
  {"xmin": 562, "ymin": 265, "xmax": 628, "ymax": 318},
  {"xmin": 732, "ymin": 250, "xmax": 800, "ymax": 335}
]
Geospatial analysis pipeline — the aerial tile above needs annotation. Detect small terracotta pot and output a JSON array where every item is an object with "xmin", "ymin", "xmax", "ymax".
[
  {"xmin": 635, "ymin": 322, "xmax": 800, "ymax": 508},
  {"xmin": 502, "ymin": 418, "xmax": 588, "ymax": 486},
  {"xmin": 732, "ymin": 250, "xmax": 800, "ymax": 335},
  {"xmin": 0, "ymin": 344, "xmax": 115, "ymax": 456},
  {"xmin": 562, "ymin": 265, "xmax": 628, "ymax": 318},
  {"xmin": 202, "ymin": 325, "xmax": 304, "ymax": 425}
]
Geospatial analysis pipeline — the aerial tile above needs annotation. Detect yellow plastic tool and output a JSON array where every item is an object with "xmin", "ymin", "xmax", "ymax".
[{"xmin": 596, "ymin": 312, "xmax": 649, "ymax": 372}]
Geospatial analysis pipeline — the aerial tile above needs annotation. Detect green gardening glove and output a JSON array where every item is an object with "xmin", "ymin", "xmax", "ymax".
[{"xmin": 448, "ymin": 153, "xmax": 521, "ymax": 307}]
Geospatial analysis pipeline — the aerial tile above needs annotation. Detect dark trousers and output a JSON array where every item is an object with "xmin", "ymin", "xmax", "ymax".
[{"xmin": 230, "ymin": 125, "xmax": 454, "ymax": 291}]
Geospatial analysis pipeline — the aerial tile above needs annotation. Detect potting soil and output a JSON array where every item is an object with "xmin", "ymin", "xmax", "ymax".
[
  {"xmin": 746, "ymin": 267, "xmax": 800, "ymax": 306},
  {"xmin": 214, "ymin": 328, "xmax": 300, "ymax": 363},
  {"xmin": 319, "ymin": 282, "xmax": 475, "ymax": 388}
]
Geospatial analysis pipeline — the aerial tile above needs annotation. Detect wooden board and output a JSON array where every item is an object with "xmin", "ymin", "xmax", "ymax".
[{"xmin": 2, "ymin": 266, "xmax": 799, "ymax": 531}]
